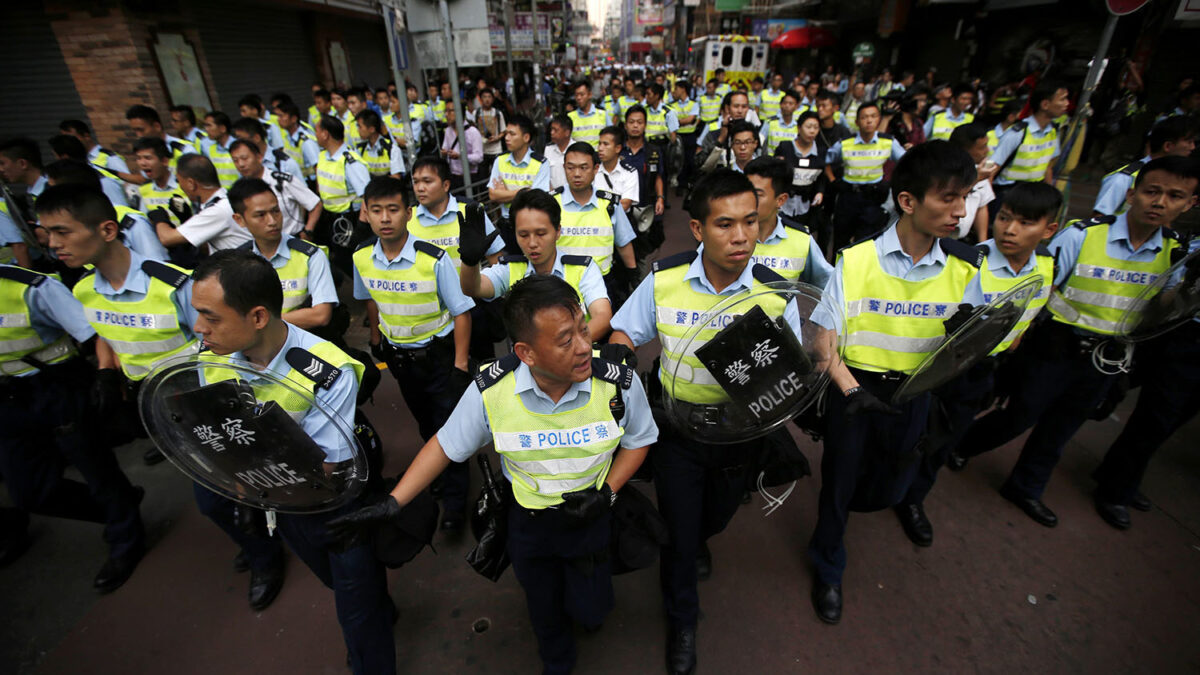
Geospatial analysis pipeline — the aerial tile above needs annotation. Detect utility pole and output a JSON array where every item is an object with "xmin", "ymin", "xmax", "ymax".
[
  {"xmin": 437, "ymin": 0, "xmax": 475, "ymax": 198},
  {"xmin": 531, "ymin": 0, "xmax": 543, "ymax": 110},
  {"xmin": 380, "ymin": 0, "xmax": 418, "ymax": 169},
  {"xmin": 502, "ymin": 0, "xmax": 516, "ymax": 93}
]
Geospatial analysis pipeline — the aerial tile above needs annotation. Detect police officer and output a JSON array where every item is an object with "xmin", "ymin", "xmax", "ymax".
[
  {"xmin": 353, "ymin": 109, "xmax": 403, "ymax": 179},
  {"xmin": 57, "ymin": 119, "xmax": 139, "ymax": 186},
  {"xmin": 569, "ymin": 81, "xmax": 612, "ymax": 149},
  {"xmin": 230, "ymin": 139, "xmax": 323, "ymax": 236},
  {"xmin": 152, "ymin": 154, "xmax": 253, "ymax": 253},
  {"xmin": 743, "ymin": 157, "xmax": 833, "ymax": 285},
  {"xmin": 487, "ymin": 114, "xmax": 551, "ymax": 229},
  {"xmin": 669, "ymin": 81, "xmax": 701, "ymax": 195},
  {"xmin": 125, "ymin": 105, "xmax": 195, "ymax": 176},
  {"xmin": 47, "ymin": 135, "xmax": 129, "ymax": 208},
  {"xmin": 132, "ymin": 138, "xmax": 196, "ymax": 266},
  {"xmin": 37, "ymin": 183, "xmax": 285, "ymax": 608},
  {"xmin": 230, "ymin": 117, "xmax": 304, "ymax": 183},
  {"xmin": 622, "ymin": 106, "xmax": 665, "ymax": 277},
  {"xmin": 201, "ymin": 111, "xmax": 239, "ymax": 190},
  {"xmin": 312, "ymin": 115, "xmax": 370, "ymax": 282},
  {"xmin": 461, "ymin": 188, "xmax": 612, "ymax": 340},
  {"xmin": 42, "ymin": 159, "xmax": 167, "ymax": 263},
  {"xmin": 168, "ymin": 105, "xmax": 208, "ymax": 152},
  {"xmin": 989, "ymin": 82, "xmax": 1069, "ymax": 212},
  {"xmin": 189, "ymin": 249, "xmax": 395, "ymax": 674},
  {"xmin": 331, "ymin": 273, "xmax": 656, "ymax": 675},
  {"xmin": 824, "ymin": 102, "xmax": 905, "ymax": 252},
  {"xmin": 697, "ymin": 80, "xmax": 722, "ymax": 131},
  {"xmin": 760, "ymin": 90, "xmax": 802, "ymax": 153},
  {"xmin": 236, "ymin": 94, "xmax": 285, "ymax": 150},
  {"xmin": 903, "ymin": 183, "xmax": 1060, "ymax": 546},
  {"xmin": 923, "ymin": 83, "xmax": 976, "ymax": 141},
  {"xmin": 950, "ymin": 156, "xmax": 1199, "ymax": 528},
  {"xmin": 353, "ymin": 176, "xmax": 476, "ymax": 530},
  {"xmin": 1092, "ymin": 116, "xmax": 1196, "ymax": 218},
  {"xmin": 276, "ymin": 101, "xmax": 320, "ymax": 189},
  {"xmin": 409, "ymin": 156, "xmax": 505, "ymax": 269},
  {"xmin": 0, "ymin": 259, "xmax": 146, "ymax": 591},
  {"xmin": 595, "ymin": 126, "xmax": 640, "ymax": 213},
  {"xmin": 808, "ymin": 141, "xmax": 985, "ymax": 624},
  {"xmin": 760, "ymin": 73, "xmax": 786, "ymax": 121},
  {"xmin": 608, "ymin": 169, "xmax": 797, "ymax": 675}
]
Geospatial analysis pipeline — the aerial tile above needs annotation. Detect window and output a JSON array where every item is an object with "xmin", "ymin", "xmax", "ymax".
[
  {"xmin": 740, "ymin": 45, "xmax": 754, "ymax": 68},
  {"xmin": 721, "ymin": 45, "xmax": 734, "ymax": 67}
]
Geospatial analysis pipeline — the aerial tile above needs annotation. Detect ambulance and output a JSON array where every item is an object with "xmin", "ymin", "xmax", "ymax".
[{"xmin": 688, "ymin": 35, "xmax": 769, "ymax": 90}]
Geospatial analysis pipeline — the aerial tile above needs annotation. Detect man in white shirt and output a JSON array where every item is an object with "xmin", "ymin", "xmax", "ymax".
[
  {"xmin": 544, "ymin": 114, "xmax": 573, "ymax": 191},
  {"xmin": 154, "ymin": 154, "xmax": 251, "ymax": 251},
  {"xmin": 949, "ymin": 123, "xmax": 998, "ymax": 241},
  {"xmin": 594, "ymin": 126, "xmax": 639, "ymax": 212},
  {"xmin": 230, "ymin": 139, "xmax": 323, "ymax": 238}
]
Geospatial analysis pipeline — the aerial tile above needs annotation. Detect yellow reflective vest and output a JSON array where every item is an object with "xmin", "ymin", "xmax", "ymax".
[
  {"xmin": 352, "ymin": 240, "xmax": 451, "ymax": 346},
  {"xmin": 978, "ymin": 245, "xmax": 1054, "ymax": 353},
  {"xmin": 0, "ymin": 266, "xmax": 77, "ymax": 376}
]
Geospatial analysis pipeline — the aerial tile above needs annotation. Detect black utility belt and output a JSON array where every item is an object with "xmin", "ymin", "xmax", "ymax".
[
  {"xmin": 647, "ymin": 136, "xmax": 671, "ymax": 145},
  {"xmin": 0, "ymin": 356, "xmax": 85, "ymax": 389},
  {"xmin": 672, "ymin": 400, "xmax": 730, "ymax": 427},
  {"xmin": 386, "ymin": 336, "xmax": 452, "ymax": 363},
  {"xmin": 843, "ymin": 181, "xmax": 888, "ymax": 193}
]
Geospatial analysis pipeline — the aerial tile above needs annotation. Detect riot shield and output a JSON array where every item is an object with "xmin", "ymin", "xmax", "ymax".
[
  {"xmin": 1115, "ymin": 249, "xmax": 1200, "ymax": 342},
  {"xmin": 662, "ymin": 281, "xmax": 836, "ymax": 444},
  {"xmin": 891, "ymin": 276, "xmax": 1042, "ymax": 405},
  {"xmin": 138, "ymin": 355, "xmax": 367, "ymax": 513}
]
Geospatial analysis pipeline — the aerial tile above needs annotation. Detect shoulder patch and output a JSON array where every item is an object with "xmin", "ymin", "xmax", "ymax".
[
  {"xmin": 343, "ymin": 153, "xmax": 357, "ymax": 165},
  {"xmin": 413, "ymin": 240, "xmax": 446, "ymax": 259},
  {"xmin": 1009, "ymin": 121, "xmax": 1029, "ymax": 134},
  {"xmin": 618, "ymin": 158, "xmax": 637, "ymax": 172},
  {"xmin": 595, "ymin": 189, "xmax": 616, "ymax": 202},
  {"xmin": 0, "ymin": 265, "xmax": 46, "ymax": 287},
  {"xmin": 141, "ymin": 260, "xmax": 189, "ymax": 288},
  {"xmin": 355, "ymin": 237, "xmax": 377, "ymax": 252},
  {"xmin": 779, "ymin": 215, "xmax": 809, "ymax": 234},
  {"xmin": 528, "ymin": 151, "xmax": 546, "ymax": 163},
  {"xmin": 1071, "ymin": 214, "xmax": 1116, "ymax": 230},
  {"xmin": 1035, "ymin": 243, "xmax": 1052, "ymax": 258},
  {"xmin": 380, "ymin": 136, "xmax": 393, "ymax": 150},
  {"xmin": 939, "ymin": 238, "xmax": 984, "ymax": 268},
  {"xmin": 877, "ymin": 132, "xmax": 895, "ymax": 140},
  {"xmin": 236, "ymin": 241, "xmax": 254, "ymax": 252},
  {"xmin": 285, "ymin": 347, "xmax": 341, "ymax": 391},
  {"xmin": 287, "ymin": 238, "xmax": 319, "ymax": 257},
  {"xmin": 1118, "ymin": 160, "xmax": 1145, "ymax": 176},
  {"xmin": 652, "ymin": 250, "xmax": 698, "ymax": 273},
  {"xmin": 271, "ymin": 170, "xmax": 293, "ymax": 183},
  {"xmin": 97, "ymin": 146, "xmax": 117, "ymax": 156},
  {"xmin": 475, "ymin": 352, "xmax": 520, "ymax": 391},
  {"xmin": 591, "ymin": 357, "xmax": 635, "ymax": 390},
  {"xmin": 169, "ymin": 140, "xmax": 187, "ymax": 153},
  {"xmin": 119, "ymin": 214, "xmax": 137, "ymax": 231},
  {"xmin": 751, "ymin": 263, "xmax": 785, "ymax": 284},
  {"xmin": 499, "ymin": 254, "xmax": 528, "ymax": 265},
  {"xmin": 560, "ymin": 254, "xmax": 593, "ymax": 267}
]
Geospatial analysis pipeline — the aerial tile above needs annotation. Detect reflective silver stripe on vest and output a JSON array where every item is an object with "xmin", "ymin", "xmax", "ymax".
[
  {"xmin": 659, "ymin": 333, "xmax": 703, "ymax": 358},
  {"xmin": 0, "ymin": 312, "xmax": 31, "ymax": 328},
  {"xmin": 86, "ymin": 309, "xmax": 178, "ymax": 330},
  {"xmin": 506, "ymin": 467, "xmax": 607, "ymax": 496},
  {"xmin": 1058, "ymin": 286, "xmax": 1138, "ymax": 311},
  {"xmin": 376, "ymin": 300, "xmax": 443, "ymax": 316},
  {"xmin": 0, "ymin": 335, "xmax": 45, "ymax": 354},
  {"xmin": 282, "ymin": 294, "xmax": 308, "ymax": 311},
  {"xmin": 1074, "ymin": 263, "xmax": 1160, "ymax": 286},
  {"xmin": 105, "ymin": 332, "xmax": 192, "ymax": 356},
  {"xmin": 500, "ymin": 450, "xmax": 613, "ymax": 476},
  {"xmin": 1046, "ymin": 294, "xmax": 1122, "ymax": 333},
  {"xmin": 660, "ymin": 355, "xmax": 719, "ymax": 386},
  {"xmin": 750, "ymin": 255, "xmax": 806, "ymax": 273},
  {"xmin": 122, "ymin": 341, "xmax": 201, "ymax": 378},
  {"xmin": 0, "ymin": 337, "xmax": 76, "ymax": 375},
  {"xmin": 841, "ymin": 331, "xmax": 944, "ymax": 353},
  {"xmin": 381, "ymin": 313, "xmax": 451, "ymax": 340},
  {"xmin": 560, "ymin": 225, "xmax": 613, "ymax": 237}
]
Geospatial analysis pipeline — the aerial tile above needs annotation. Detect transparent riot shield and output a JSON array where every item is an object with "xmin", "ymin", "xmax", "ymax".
[
  {"xmin": 662, "ymin": 281, "xmax": 836, "ymax": 444},
  {"xmin": 138, "ymin": 355, "xmax": 367, "ymax": 513},
  {"xmin": 1115, "ymin": 249, "xmax": 1200, "ymax": 342},
  {"xmin": 891, "ymin": 276, "xmax": 1042, "ymax": 405}
]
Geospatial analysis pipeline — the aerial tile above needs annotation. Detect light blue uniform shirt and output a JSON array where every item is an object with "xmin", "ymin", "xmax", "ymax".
[
  {"xmin": 671, "ymin": 99, "xmax": 699, "ymax": 128},
  {"xmin": 816, "ymin": 224, "xmax": 986, "ymax": 334},
  {"xmin": 481, "ymin": 249, "xmax": 608, "ymax": 307},
  {"xmin": 288, "ymin": 127, "xmax": 322, "ymax": 172},
  {"xmin": 1092, "ymin": 155, "xmax": 1151, "ymax": 216},
  {"xmin": 87, "ymin": 250, "xmax": 199, "ymax": 335},
  {"xmin": 824, "ymin": 132, "xmax": 907, "ymax": 184},
  {"xmin": 489, "ymin": 148, "xmax": 552, "ymax": 217},
  {"xmin": 252, "ymin": 236, "xmax": 338, "ymax": 308},
  {"xmin": 263, "ymin": 149, "xmax": 304, "ymax": 183},
  {"xmin": 977, "ymin": 239, "xmax": 1051, "ymax": 309},
  {"xmin": 437, "ymin": 360, "xmax": 659, "ymax": 469},
  {"xmin": 88, "ymin": 145, "xmax": 130, "ymax": 174},
  {"xmin": 2, "ymin": 266, "xmax": 95, "ymax": 376},
  {"xmin": 202, "ymin": 325, "xmax": 359, "ymax": 462},
  {"xmin": 611, "ymin": 251, "xmax": 804, "ymax": 347},
  {"xmin": 118, "ymin": 210, "xmax": 169, "ymax": 262},
  {"xmin": 28, "ymin": 175, "xmax": 48, "ymax": 202},
  {"xmin": 352, "ymin": 235, "xmax": 475, "ymax": 348},
  {"xmin": 562, "ymin": 188, "xmax": 636, "ymax": 248},
  {"xmin": 0, "ymin": 205, "xmax": 24, "ymax": 247},
  {"xmin": 922, "ymin": 109, "xmax": 973, "ymax": 138},
  {"xmin": 259, "ymin": 114, "xmax": 285, "ymax": 150},
  {"xmin": 754, "ymin": 215, "xmax": 834, "ymax": 288},
  {"xmin": 180, "ymin": 128, "xmax": 206, "ymax": 150},
  {"xmin": 760, "ymin": 116, "xmax": 798, "ymax": 149},
  {"xmin": 100, "ymin": 174, "xmax": 129, "ymax": 208},
  {"xmin": 324, "ymin": 143, "xmax": 371, "ymax": 209},
  {"xmin": 646, "ymin": 103, "xmax": 680, "ymax": 135},
  {"xmin": 991, "ymin": 116, "xmax": 1061, "ymax": 186},
  {"xmin": 412, "ymin": 195, "xmax": 505, "ymax": 257},
  {"xmin": 1049, "ymin": 213, "xmax": 1167, "ymax": 288}
]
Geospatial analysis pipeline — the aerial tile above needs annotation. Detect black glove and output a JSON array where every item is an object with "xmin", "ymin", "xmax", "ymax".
[
  {"xmin": 449, "ymin": 366, "xmax": 473, "ymax": 394},
  {"xmin": 370, "ymin": 339, "xmax": 389, "ymax": 363},
  {"xmin": 844, "ymin": 387, "xmax": 900, "ymax": 417},
  {"xmin": 458, "ymin": 202, "xmax": 498, "ymax": 267},
  {"xmin": 599, "ymin": 343, "xmax": 638, "ymax": 369},
  {"xmin": 146, "ymin": 207, "xmax": 172, "ymax": 226},
  {"xmin": 91, "ymin": 368, "xmax": 124, "ymax": 414},
  {"xmin": 560, "ymin": 484, "xmax": 613, "ymax": 526},
  {"xmin": 326, "ymin": 495, "xmax": 403, "ymax": 544},
  {"xmin": 943, "ymin": 303, "xmax": 976, "ymax": 335}
]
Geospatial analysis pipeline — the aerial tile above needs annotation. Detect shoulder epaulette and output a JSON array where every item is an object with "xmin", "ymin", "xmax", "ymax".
[
  {"xmin": 528, "ymin": 151, "xmax": 546, "ymax": 163},
  {"xmin": 118, "ymin": 213, "xmax": 138, "ymax": 231},
  {"xmin": 272, "ymin": 148, "xmax": 288, "ymax": 163},
  {"xmin": 1009, "ymin": 121, "xmax": 1029, "ymax": 134},
  {"xmin": 355, "ymin": 237, "xmax": 377, "ymax": 252},
  {"xmin": 591, "ymin": 357, "xmax": 636, "ymax": 390},
  {"xmin": 380, "ymin": 136, "xmax": 393, "ymax": 150},
  {"xmin": 271, "ymin": 170, "xmax": 293, "ymax": 183},
  {"xmin": 1071, "ymin": 214, "xmax": 1116, "ymax": 230},
  {"xmin": 285, "ymin": 347, "xmax": 342, "ymax": 391},
  {"xmin": 652, "ymin": 250, "xmax": 698, "ymax": 273},
  {"xmin": 169, "ymin": 140, "xmax": 188, "ymax": 153},
  {"xmin": 751, "ymin": 263, "xmax": 785, "ymax": 284},
  {"xmin": 141, "ymin": 260, "xmax": 189, "ymax": 288},
  {"xmin": 1035, "ymin": 243, "xmax": 1053, "ymax": 258},
  {"xmin": 595, "ymin": 189, "xmax": 616, "ymax": 203},
  {"xmin": 560, "ymin": 254, "xmax": 593, "ymax": 267},
  {"xmin": 0, "ymin": 265, "xmax": 46, "ymax": 287},
  {"xmin": 939, "ymin": 238, "xmax": 984, "ymax": 268},
  {"xmin": 1118, "ymin": 160, "xmax": 1145, "ymax": 176},
  {"xmin": 475, "ymin": 352, "xmax": 520, "ymax": 391},
  {"xmin": 877, "ymin": 132, "xmax": 895, "ymax": 140},
  {"xmin": 779, "ymin": 215, "xmax": 809, "ymax": 234},
  {"xmin": 343, "ymin": 153, "xmax": 358, "ymax": 165},
  {"xmin": 618, "ymin": 158, "xmax": 637, "ymax": 172},
  {"xmin": 287, "ymin": 238, "xmax": 319, "ymax": 257},
  {"xmin": 97, "ymin": 146, "xmax": 117, "ymax": 156},
  {"xmin": 413, "ymin": 240, "xmax": 446, "ymax": 259},
  {"xmin": 236, "ymin": 241, "xmax": 254, "ymax": 252},
  {"xmin": 296, "ymin": 129, "xmax": 311, "ymax": 141},
  {"xmin": 550, "ymin": 186, "xmax": 565, "ymax": 196},
  {"xmin": 499, "ymin": 254, "xmax": 528, "ymax": 266}
]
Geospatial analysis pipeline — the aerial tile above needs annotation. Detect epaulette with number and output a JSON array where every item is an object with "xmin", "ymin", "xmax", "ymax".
[
  {"xmin": 413, "ymin": 240, "xmax": 446, "ymax": 259},
  {"xmin": 0, "ymin": 265, "xmax": 46, "ymax": 287},
  {"xmin": 561, "ymin": 255, "xmax": 593, "ymax": 267},
  {"xmin": 1070, "ymin": 214, "xmax": 1116, "ymax": 230},
  {"xmin": 288, "ymin": 238, "xmax": 319, "ymax": 257},
  {"xmin": 751, "ymin": 263, "xmax": 785, "ymax": 284},
  {"xmin": 271, "ymin": 170, "xmax": 293, "ymax": 183},
  {"xmin": 618, "ymin": 158, "xmax": 637, "ymax": 173},
  {"xmin": 475, "ymin": 352, "xmax": 520, "ymax": 391},
  {"xmin": 285, "ymin": 347, "xmax": 342, "ymax": 391},
  {"xmin": 939, "ymin": 238, "xmax": 984, "ymax": 268},
  {"xmin": 499, "ymin": 254, "xmax": 528, "ymax": 264},
  {"xmin": 141, "ymin": 260, "xmax": 189, "ymax": 288},
  {"xmin": 591, "ymin": 357, "xmax": 635, "ymax": 390},
  {"xmin": 652, "ymin": 250, "xmax": 697, "ymax": 273},
  {"xmin": 1116, "ymin": 160, "xmax": 1145, "ymax": 177}
]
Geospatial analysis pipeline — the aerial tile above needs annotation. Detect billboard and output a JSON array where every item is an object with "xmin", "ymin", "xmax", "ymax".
[
  {"xmin": 751, "ymin": 18, "xmax": 808, "ymax": 41},
  {"xmin": 489, "ymin": 12, "xmax": 554, "ymax": 58}
]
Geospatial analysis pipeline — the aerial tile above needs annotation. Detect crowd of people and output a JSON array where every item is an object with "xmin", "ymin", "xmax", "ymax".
[{"xmin": 0, "ymin": 57, "xmax": 1198, "ymax": 675}]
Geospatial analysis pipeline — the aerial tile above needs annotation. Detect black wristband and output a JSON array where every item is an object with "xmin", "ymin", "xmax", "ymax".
[{"xmin": 843, "ymin": 386, "xmax": 863, "ymax": 397}]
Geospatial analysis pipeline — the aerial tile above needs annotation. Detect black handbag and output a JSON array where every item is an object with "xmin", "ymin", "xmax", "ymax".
[{"xmin": 465, "ymin": 454, "xmax": 512, "ymax": 581}]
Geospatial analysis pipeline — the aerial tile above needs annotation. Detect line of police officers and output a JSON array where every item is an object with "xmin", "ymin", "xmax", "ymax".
[{"xmin": 0, "ymin": 70, "xmax": 1198, "ymax": 675}]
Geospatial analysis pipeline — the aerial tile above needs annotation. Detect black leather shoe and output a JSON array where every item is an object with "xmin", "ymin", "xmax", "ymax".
[
  {"xmin": 1094, "ymin": 496, "xmax": 1131, "ymax": 530},
  {"xmin": 248, "ymin": 563, "xmax": 284, "ymax": 610},
  {"xmin": 999, "ymin": 483, "xmax": 1057, "ymax": 527},
  {"xmin": 811, "ymin": 581, "xmax": 842, "ymax": 625},
  {"xmin": 93, "ymin": 547, "xmax": 144, "ymax": 593},
  {"xmin": 1130, "ymin": 491, "xmax": 1152, "ymax": 512},
  {"xmin": 233, "ymin": 549, "xmax": 249, "ymax": 573},
  {"xmin": 666, "ymin": 626, "xmax": 697, "ymax": 675},
  {"xmin": 0, "ymin": 509, "xmax": 32, "ymax": 568},
  {"xmin": 143, "ymin": 447, "xmax": 166, "ymax": 466},
  {"xmin": 440, "ymin": 511, "xmax": 464, "ymax": 532},
  {"xmin": 696, "ymin": 542, "xmax": 712, "ymax": 581},
  {"xmin": 895, "ymin": 503, "xmax": 933, "ymax": 547},
  {"xmin": 946, "ymin": 452, "xmax": 968, "ymax": 472}
]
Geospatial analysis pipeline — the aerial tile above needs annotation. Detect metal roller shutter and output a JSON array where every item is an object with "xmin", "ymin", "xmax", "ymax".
[
  {"xmin": 194, "ymin": 1, "xmax": 319, "ymax": 115},
  {"xmin": 0, "ymin": 7, "xmax": 88, "ymax": 157},
  {"xmin": 340, "ymin": 18, "xmax": 391, "ymax": 90}
]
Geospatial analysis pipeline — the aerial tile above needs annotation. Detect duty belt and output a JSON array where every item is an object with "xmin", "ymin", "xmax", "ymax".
[
  {"xmin": 844, "ymin": 182, "xmax": 887, "ymax": 193},
  {"xmin": 673, "ymin": 400, "xmax": 732, "ymax": 426},
  {"xmin": 647, "ymin": 135, "xmax": 670, "ymax": 145},
  {"xmin": 386, "ymin": 335, "xmax": 451, "ymax": 365}
]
